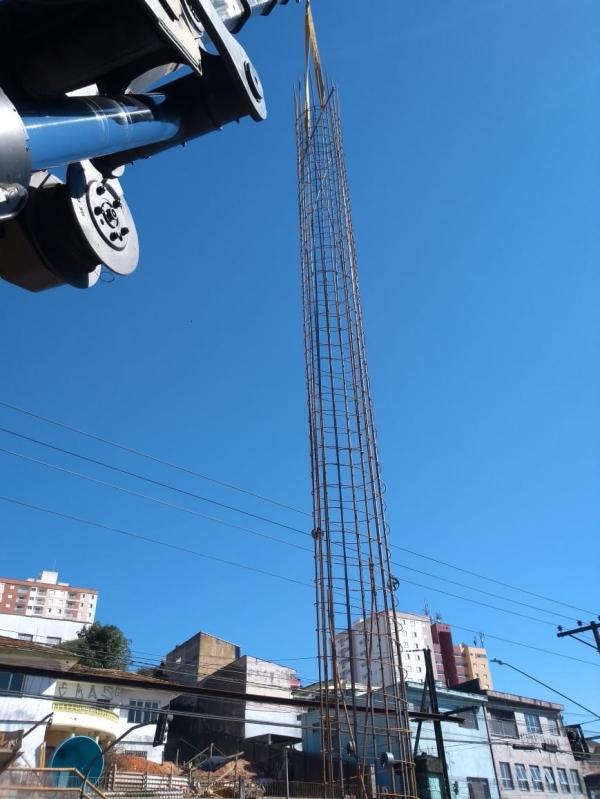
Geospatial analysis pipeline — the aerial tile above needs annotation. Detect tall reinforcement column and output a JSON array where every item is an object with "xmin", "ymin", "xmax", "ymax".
[{"xmin": 295, "ymin": 6, "xmax": 418, "ymax": 799}]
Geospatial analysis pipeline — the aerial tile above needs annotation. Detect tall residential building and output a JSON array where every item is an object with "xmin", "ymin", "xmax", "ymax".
[
  {"xmin": 0, "ymin": 570, "xmax": 97, "ymax": 645},
  {"xmin": 453, "ymin": 643, "xmax": 493, "ymax": 689},
  {"xmin": 337, "ymin": 612, "xmax": 493, "ymax": 689},
  {"xmin": 431, "ymin": 621, "xmax": 493, "ymax": 689},
  {"xmin": 337, "ymin": 611, "xmax": 435, "ymax": 687}
]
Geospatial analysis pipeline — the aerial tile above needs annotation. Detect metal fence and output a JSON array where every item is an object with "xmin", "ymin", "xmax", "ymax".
[
  {"xmin": 102, "ymin": 771, "xmax": 191, "ymax": 793},
  {"xmin": 259, "ymin": 781, "xmax": 359, "ymax": 799},
  {"xmin": 0, "ymin": 768, "xmax": 107, "ymax": 799}
]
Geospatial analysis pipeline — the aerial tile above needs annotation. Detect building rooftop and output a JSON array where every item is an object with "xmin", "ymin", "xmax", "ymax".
[
  {"xmin": 0, "ymin": 635, "xmax": 175, "ymax": 687},
  {"xmin": 0, "ymin": 570, "xmax": 98, "ymax": 592}
]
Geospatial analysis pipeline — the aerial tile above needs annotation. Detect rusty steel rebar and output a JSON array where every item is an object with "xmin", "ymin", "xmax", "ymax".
[{"xmin": 295, "ymin": 71, "xmax": 418, "ymax": 799}]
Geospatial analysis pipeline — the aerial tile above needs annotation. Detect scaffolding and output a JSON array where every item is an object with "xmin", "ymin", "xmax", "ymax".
[{"xmin": 295, "ymin": 8, "xmax": 418, "ymax": 799}]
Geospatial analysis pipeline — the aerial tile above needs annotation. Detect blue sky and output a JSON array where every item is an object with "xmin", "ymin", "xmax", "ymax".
[{"xmin": 0, "ymin": 0, "xmax": 598, "ymax": 731}]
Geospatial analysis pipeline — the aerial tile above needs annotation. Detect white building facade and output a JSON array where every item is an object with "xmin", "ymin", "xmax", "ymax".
[
  {"xmin": 0, "ymin": 638, "xmax": 179, "ymax": 766},
  {"xmin": 336, "ymin": 610, "xmax": 434, "ymax": 687}
]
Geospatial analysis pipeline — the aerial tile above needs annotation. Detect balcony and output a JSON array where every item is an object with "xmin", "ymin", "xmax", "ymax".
[{"xmin": 51, "ymin": 701, "xmax": 120, "ymax": 737}]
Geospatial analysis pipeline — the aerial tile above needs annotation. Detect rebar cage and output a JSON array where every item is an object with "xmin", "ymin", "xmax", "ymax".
[{"xmin": 296, "ymin": 78, "xmax": 418, "ymax": 799}]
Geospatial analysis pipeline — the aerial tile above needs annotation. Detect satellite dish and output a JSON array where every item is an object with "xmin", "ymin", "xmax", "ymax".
[{"xmin": 50, "ymin": 736, "xmax": 104, "ymax": 784}]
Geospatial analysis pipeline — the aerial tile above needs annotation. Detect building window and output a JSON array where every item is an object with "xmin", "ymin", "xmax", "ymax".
[
  {"xmin": 569, "ymin": 773, "xmax": 582, "ymax": 794},
  {"xmin": 557, "ymin": 770, "xmax": 570, "ymax": 794},
  {"xmin": 500, "ymin": 763, "xmax": 514, "ymax": 790},
  {"xmin": 525, "ymin": 713, "xmax": 542, "ymax": 734},
  {"xmin": 34, "ymin": 607, "xmax": 42, "ymax": 614},
  {"xmin": 546, "ymin": 717, "xmax": 560, "ymax": 736},
  {"xmin": 0, "ymin": 673, "xmax": 25, "ymax": 696},
  {"xmin": 489, "ymin": 709, "xmax": 519, "ymax": 738},
  {"xmin": 416, "ymin": 667, "xmax": 422, "ymax": 673},
  {"xmin": 127, "ymin": 700, "xmax": 159, "ymax": 724},
  {"xmin": 457, "ymin": 710, "xmax": 479, "ymax": 730},
  {"xmin": 543, "ymin": 768, "xmax": 557, "ymax": 793},
  {"xmin": 467, "ymin": 778, "xmax": 491, "ymax": 799},
  {"xmin": 411, "ymin": 632, "xmax": 418, "ymax": 638},
  {"xmin": 46, "ymin": 637, "xmax": 62, "ymax": 645},
  {"xmin": 17, "ymin": 587, "xmax": 28, "ymax": 594},
  {"xmin": 17, "ymin": 634, "xmax": 33, "ymax": 642},
  {"xmin": 530, "ymin": 766, "xmax": 544, "ymax": 792},
  {"xmin": 515, "ymin": 765, "xmax": 530, "ymax": 791}
]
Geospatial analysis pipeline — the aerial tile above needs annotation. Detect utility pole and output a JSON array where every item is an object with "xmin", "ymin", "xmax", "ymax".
[{"xmin": 557, "ymin": 620, "xmax": 600, "ymax": 654}]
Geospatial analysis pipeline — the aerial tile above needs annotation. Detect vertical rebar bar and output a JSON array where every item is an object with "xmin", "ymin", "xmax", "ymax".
[{"xmin": 296, "ymin": 78, "xmax": 418, "ymax": 799}]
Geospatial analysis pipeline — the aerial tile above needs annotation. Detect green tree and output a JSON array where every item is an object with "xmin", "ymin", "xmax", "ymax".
[{"xmin": 67, "ymin": 622, "xmax": 132, "ymax": 670}]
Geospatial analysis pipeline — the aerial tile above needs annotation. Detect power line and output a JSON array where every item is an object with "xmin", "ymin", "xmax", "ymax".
[
  {"xmin": 491, "ymin": 659, "xmax": 600, "ymax": 721},
  {"xmin": 0, "ymin": 494, "xmax": 313, "ymax": 590},
  {"xmin": 390, "ymin": 572, "xmax": 557, "ymax": 627},
  {"xmin": 0, "ymin": 426, "xmax": 309, "ymax": 537},
  {"xmin": 390, "ymin": 562, "xmax": 576, "ymax": 623},
  {"xmin": 0, "ymin": 448, "xmax": 312, "ymax": 553},
  {"xmin": 0, "ymin": 444, "xmax": 578, "ymax": 632},
  {"xmin": 0, "ymin": 400, "xmax": 591, "ymax": 621},
  {"xmin": 1, "ymin": 493, "xmax": 598, "ymax": 670},
  {"xmin": 0, "ymin": 400, "xmax": 311, "ymax": 518},
  {"xmin": 390, "ymin": 544, "xmax": 596, "ymax": 617}
]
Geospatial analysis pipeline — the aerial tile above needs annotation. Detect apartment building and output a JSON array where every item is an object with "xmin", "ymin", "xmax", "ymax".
[
  {"xmin": 453, "ymin": 684, "xmax": 588, "ymax": 799},
  {"xmin": 0, "ymin": 570, "xmax": 97, "ymax": 644},
  {"xmin": 454, "ymin": 644, "xmax": 492, "ymax": 689},
  {"xmin": 336, "ymin": 610, "xmax": 436, "ymax": 687},
  {"xmin": 336, "ymin": 611, "xmax": 493, "ymax": 689},
  {"xmin": 431, "ymin": 622, "xmax": 493, "ymax": 689}
]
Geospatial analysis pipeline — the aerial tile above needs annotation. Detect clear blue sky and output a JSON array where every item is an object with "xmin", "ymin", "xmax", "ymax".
[{"xmin": 0, "ymin": 0, "xmax": 598, "ymax": 731}]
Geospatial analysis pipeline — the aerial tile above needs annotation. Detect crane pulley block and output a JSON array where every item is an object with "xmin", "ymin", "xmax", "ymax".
[{"xmin": 0, "ymin": 0, "xmax": 293, "ymax": 291}]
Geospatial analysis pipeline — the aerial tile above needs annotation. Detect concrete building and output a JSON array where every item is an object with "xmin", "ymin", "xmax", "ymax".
[
  {"xmin": 167, "ymin": 655, "xmax": 301, "ymax": 762},
  {"xmin": 337, "ymin": 612, "xmax": 493, "ymax": 689},
  {"xmin": 0, "ymin": 571, "xmax": 97, "ymax": 645},
  {"xmin": 454, "ymin": 683, "xmax": 588, "ymax": 799},
  {"xmin": 453, "ymin": 645, "xmax": 492, "ymax": 690},
  {"xmin": 301, "ymin": 680, "xmax": 500, "ymax": 799},
  {"xmin": 163, "ymin": 630, "xmax": 240, "ymax": 686},
  {"xmin": 431, "ymin": 623, "xmax": 493, "ymax": 689},
  {"xmin": 0, "ymin": 636, "xmax": 180, "ymax": 765},
  {"xmin": 337, "ymin": 611, "xmax": 435, "ymax": 687}
]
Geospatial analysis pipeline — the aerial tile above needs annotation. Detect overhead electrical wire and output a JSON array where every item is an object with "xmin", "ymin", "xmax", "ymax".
[
  {"xmin": 491, "ymin": 659, "xmax": 600, "ymax": 721},
  {"xmin": 0, "ymin": 426, "xmax": 308, "ymax": 536},
  {"xmin": 387, "ymin": 572, "xmax": 557, "ymax": 627},
  {"xmin": 0, "ymin": 401, "xmax": 594, "ymax": 619},
  {"xmin": 0, "ymin": 412, "xmax": 593, "ymax": 621},
  {"xmin": 0, "ymin": 400, "xmax": 311, "ymax": 517},
  {"xmin": 0, "ymin": 493, "xmax": 598, "ymax": 668},
  {"xmin": 0, "ymin": 462, "xmax": 567, "ymax": 631},
  {"xmin": 0, "ymin": 449, "xmax": 312, "ymax": 552},
  {"xmin": 0, "ymin": 494, "xmax": 312, "ymax": 589},
  {"xmin": 0, "ymin": 445, "xmax": 581, "ymax": 630},
  {"xmin": 389, "ymin": 561, "xmax": 576, "ymax": 622},
  {"xmin": 388, "ymin": 544, "xmax": 596, "ymax": 618}
]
